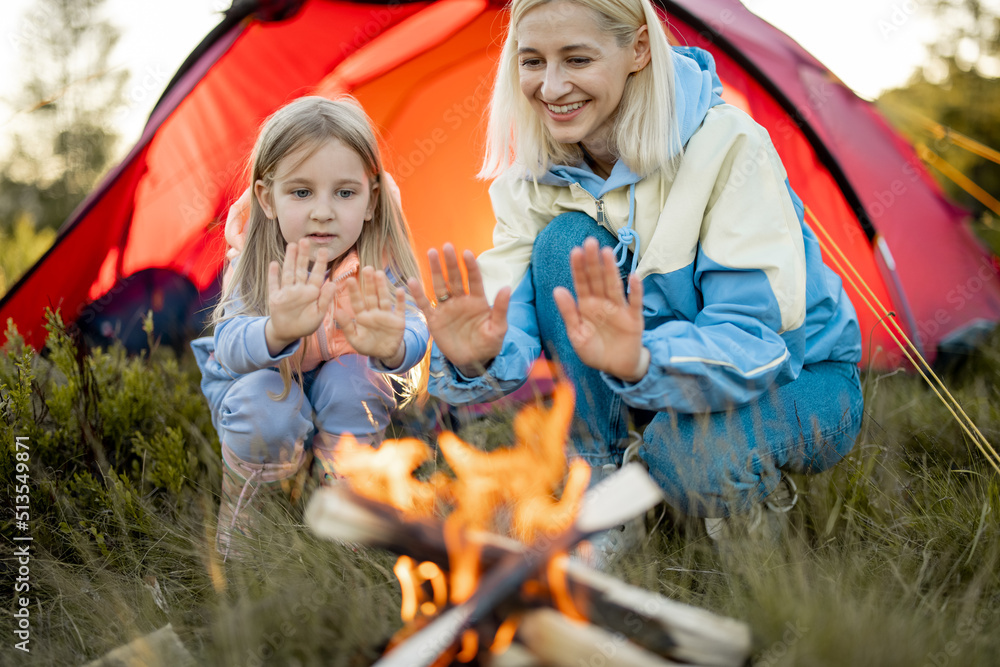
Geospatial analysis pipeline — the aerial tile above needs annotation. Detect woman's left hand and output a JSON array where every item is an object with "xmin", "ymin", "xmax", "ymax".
[
  {"xmin": 552, "ymin": 237, "xmax": 649, "ymax": 382},
  {"xmin": 336, "ymin": 266, "xmax": 407, "ymax": 368}
]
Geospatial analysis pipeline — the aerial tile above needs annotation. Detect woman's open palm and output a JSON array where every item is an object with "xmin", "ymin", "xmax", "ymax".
[
  {"xmin": 552, "ymin": 238, "xmax": 646, "ymax": 380},
  {"xmin": 408, "ymin": 244, "xmax": 511, "ymax": 375}
]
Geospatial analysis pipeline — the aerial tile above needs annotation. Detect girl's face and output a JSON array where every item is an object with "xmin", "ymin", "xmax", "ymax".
[
  {"xmin": 517, "ymin": 1, "xmax": 649, "ymax": 163},
  {"xmin": 256, "ymin": 137, "xmax": 377, "ymax": 267}
]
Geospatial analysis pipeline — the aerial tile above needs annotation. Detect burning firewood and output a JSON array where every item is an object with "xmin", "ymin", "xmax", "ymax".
[
  {"xmin": 517, "ymin": 608, "xmax": 686, "ymax": 667},
  {"xmin": 303, "ymin": 383, "xmax": 750, "ymax": 666},
  {"xmin": 305, "ymin": 471, "xmax": 750, "ymax": 666},
  {"xmin": 368, "ymin": 464, "xmax": 666, "ymax": 667}
]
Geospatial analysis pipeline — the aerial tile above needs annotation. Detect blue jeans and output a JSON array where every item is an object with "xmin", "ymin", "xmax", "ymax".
[
  {"xmin": 532, "ymin": 213, "xmax": 863, "ymax": 518},
  {"xmin": 191, "ymin": 337, "xmax": 396, "ymax": 465}
]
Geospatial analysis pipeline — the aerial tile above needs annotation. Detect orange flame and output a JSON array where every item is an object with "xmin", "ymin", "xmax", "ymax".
[
  {"xmin": 490, "ymin": 614, "xmax": 521, "ymax": 655},
  {"xmin": 443, "ymin": 519, "xmax": 482, "ymax": 605},
  {"xmin": 547, "ymin": 553, "xmax": 587, "ymax": 622},
  {"xmin": 338, "ymin": 380, "xmax": 589, "ymax": 660},
  {"xmin": 456, "ymin": 630, "xmax": 478, "ymax": 663},
  {"xmin": 417, "ymin": 561, "xmax": 448, "ymax": 612},
  {"xmin": 438, "ymin": 382, "xmax": 580, "ymax": 541},
  {"xmin": 394, "ymin": 556, "xmax": 420, "ymax": 623},
  {"xmin": 393, "ymin": 556, "xmax": 451, "ymax": 623},
  {"xmin": 332, "ymin": 435, "xmax": 441, "ymax": 517}
]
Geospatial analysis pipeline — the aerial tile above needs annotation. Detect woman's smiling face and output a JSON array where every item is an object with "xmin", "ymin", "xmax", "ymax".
[{"xmin": 516, "ymin": 1, "xmax": 649, "ymax": 167}]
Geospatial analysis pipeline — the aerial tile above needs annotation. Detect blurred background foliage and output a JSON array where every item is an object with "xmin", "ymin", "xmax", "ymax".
[
  {"xmin": 876, "ymin": 0, "xmax": 1000, "ymax": 249},
  {"xmin": 1, "ymin": 0, "xmax": 124, "ymax": 299}
]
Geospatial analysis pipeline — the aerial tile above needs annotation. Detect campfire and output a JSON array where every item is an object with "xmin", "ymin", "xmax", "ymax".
[{"xmin": 305, "ymin": 383, "xmax": 750, "ymax": 666}]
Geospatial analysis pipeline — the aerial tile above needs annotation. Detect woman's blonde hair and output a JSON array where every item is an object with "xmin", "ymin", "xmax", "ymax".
[
  {"xmin": 480, "ymin": 0, "xmax": 682, "ymax": 179},
  {"xmin": 213, "ymin": 95, "xmax": 427, "ymax": 402}
]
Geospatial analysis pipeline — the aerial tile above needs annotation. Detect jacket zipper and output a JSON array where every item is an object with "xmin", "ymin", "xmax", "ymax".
[{"xmin": 595, "ymin": 196, "xmax": 607, "ymax": 227}]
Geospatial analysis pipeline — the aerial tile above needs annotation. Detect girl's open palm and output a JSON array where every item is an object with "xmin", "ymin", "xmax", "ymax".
[
  {"xmin": 265, "ymin": 241, "xmax": 336, "ymax": 354},
  {"xmin": 408, "ymin": 244, "xmax": 511, "ymax": 376},
  {"xmin": 336, "ymin": 266, "xmax": 407, "ymax": 365},
  {"xmin": 552, "ymin": 238, "xmax": 647, "ymax": 381}
]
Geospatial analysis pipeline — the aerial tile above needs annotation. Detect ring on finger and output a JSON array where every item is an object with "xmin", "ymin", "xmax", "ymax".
[{"xmin": 437, "ymin": 293, "xmax": 450, "ymax": 303}]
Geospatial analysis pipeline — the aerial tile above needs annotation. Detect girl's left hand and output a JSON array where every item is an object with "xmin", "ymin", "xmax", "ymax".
[
  {"xmin": 336, "ymin": 266, "xmax": 407, "ymax": 368},
  {"xmin": 552, "ymin": 237, "xmax": 649, "ymax": 382}
]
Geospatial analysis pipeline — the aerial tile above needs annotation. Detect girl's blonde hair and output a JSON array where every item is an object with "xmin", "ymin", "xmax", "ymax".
[
  {"xmin": 480, "ymin": 0, "xmax": 682, "ymax": 180},
  {"xmin": 213, "ymin": 95, "xmax": 426, "ymax": 402}
]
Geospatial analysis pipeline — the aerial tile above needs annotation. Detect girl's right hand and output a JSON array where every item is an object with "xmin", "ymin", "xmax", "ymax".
[
  {"xmin": 408, "ymin": 243, "xmax": 511, "ymax": 377},
  {"xmin": 264, "ymin": 240, "xmax": 336, "ymax": 356}
]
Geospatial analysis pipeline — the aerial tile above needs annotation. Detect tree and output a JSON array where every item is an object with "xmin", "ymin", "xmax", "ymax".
[
  {"xmin": 925, "ymin": 0, "xmax": 1000, "ymax": 77},
  {"xmin": 0, "ymin": 0, "xmax": 128, "ymax": 232},
  {"xmin": 878, "ymin": 63, "xmax": 1000, "ymax": 219},
  {"xmin": 876, "ymin": 0, "xmax": 1000, "ymax": 247}
]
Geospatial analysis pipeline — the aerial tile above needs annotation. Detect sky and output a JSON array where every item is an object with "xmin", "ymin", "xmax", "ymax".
[
  {"xmin": 743, "ymin": 0, "xmax": 939, "ymax": 94},
  {"xmin": 0, "ymin": 0, "xmax": 941, "ymax": 160}
]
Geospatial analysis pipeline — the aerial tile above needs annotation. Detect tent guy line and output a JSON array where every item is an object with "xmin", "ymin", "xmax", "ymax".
[{"xmin": 807, "ymin": 205, "xmax": 1000, "ymax": 476}]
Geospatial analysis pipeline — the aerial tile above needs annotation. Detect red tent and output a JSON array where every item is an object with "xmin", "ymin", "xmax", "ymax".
[{"xmin": 3, "ymin": 0, "xmax": 998, "ymax": 368}]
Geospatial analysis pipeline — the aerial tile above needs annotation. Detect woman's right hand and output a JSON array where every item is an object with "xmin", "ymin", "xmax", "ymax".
[
  {"xmin": 408, "ymin": 243, "xmax": 511, "ymax": 377},
  {"xmin": 265, "ymin": 240, "xmax": 335, "ymax": 356}
]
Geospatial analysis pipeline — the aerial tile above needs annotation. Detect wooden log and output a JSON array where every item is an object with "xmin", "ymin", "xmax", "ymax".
[
  {"xmin": 82, "ymin": 624, "xmax": 195, "ymax": 667},
  {"xmin": 488, "ymin": 643, "xmax": 545, "ymax": 667},
  {"xmin": 305, "ymin": 486, "xmax": 750, "ymax": 666},
  {"xmin": 516, "ymin": 608, "xmax": 684, "ymax": 667},
  {"xmin": 563, "ymin": 561, "xmax": 750, "ymax": 667}
]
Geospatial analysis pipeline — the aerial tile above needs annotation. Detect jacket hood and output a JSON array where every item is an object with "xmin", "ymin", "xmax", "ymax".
[
  {"xmin": 535, "ymin": 46, "xmax": 726, "ymax": 194},
  {"xmin": 671, "ymin": 46, "xmax": 726, "ymax": 148}
]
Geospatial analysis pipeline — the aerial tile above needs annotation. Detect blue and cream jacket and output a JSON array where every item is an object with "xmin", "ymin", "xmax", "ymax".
[{"xmin": 428, "ymin": 47, "xmax": 861, "ymax": 414}]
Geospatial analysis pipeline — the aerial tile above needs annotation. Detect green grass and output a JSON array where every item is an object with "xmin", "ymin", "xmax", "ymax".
[{"xmin": 2, "ymin": 313, "xmax": 1000, "ymax": 666}]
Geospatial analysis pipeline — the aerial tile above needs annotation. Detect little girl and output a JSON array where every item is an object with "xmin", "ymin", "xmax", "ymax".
[{"xmin": 191, "ymin": 96, "xmax": 429, "ymax": 559}]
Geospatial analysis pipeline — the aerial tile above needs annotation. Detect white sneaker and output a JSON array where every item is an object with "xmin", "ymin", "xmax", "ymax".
[
  {"xmin": 574, "ymin": 431, "xmax": 650, "ymax": 569},
  {"xmin": 575, "ymin": 514, "xmax": 647, "ymax": 570},
  {"xmin": 705, "ymin": 475, "xmax": 798, "ymax": 544},
  {"xmin": 621, "ymin": 430, "xmax": 644, "ymax": 466}
]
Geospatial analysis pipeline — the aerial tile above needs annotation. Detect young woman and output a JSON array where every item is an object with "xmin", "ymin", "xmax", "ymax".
[{"xmin": 409, "ymin": 0, "xmax": 863, "ymax": 548}]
